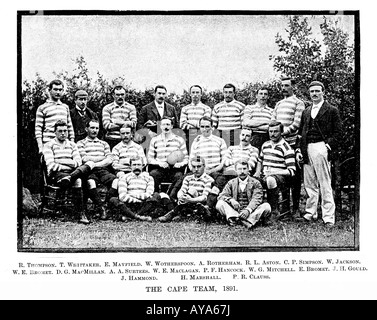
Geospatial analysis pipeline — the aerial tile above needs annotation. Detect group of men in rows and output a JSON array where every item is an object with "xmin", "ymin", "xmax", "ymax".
[{"xmin": 35, "ymin": 77, "xmax": 342, "ymax": 229}]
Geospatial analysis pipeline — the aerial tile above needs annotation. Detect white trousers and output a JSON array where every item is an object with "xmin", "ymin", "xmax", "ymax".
[
  {"xmin": 216, "ymin": 200, "xmax": 271, "ymax": 226},
  {"xmin": 303, "ymin": 142, "xmax": 335, "ymax": 224}
]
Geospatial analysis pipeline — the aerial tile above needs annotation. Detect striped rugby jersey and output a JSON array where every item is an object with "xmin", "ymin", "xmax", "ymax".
[
  {"xmin": 272, "ymin": 95, "xmax": 305, "ymax": 146},
  {"xmin": 35, "ymin": 100, "xmax": 75, "ymax": 144},
  {"xmin": 112, "ymin": 141, "xmax": 147, "ymax": 171},
  {"xmin": 178, "ymin": 172, "xmax": 214, "ymax": 202},
  {"xmin": 118, "ymin": 172, "xmax": 154, "ymax": 203},
  {"xmin": 76, "ymin": 137, "xmax": 112, "ymax": 164},
  {"xmin": 190, "ymin": 134, "xmax": 228, "ymax": 171},
  {"xmin": 102, "ymin": 101, "xmax": 137, "ymax": 140},
  {"xmin": 258, "ymin": 138, "xmax": 296, "ymax": 176},
  {"xmin": 212, "ymin": 99, "xmax": 245, "ymax": 130},
  {"xmin": 180, "ymin": 102, "xmax": 212, "ymax": 129},
  {"xmin": 242, "ymin": 103, "xmax": 273, "ymax": 133},
  {"xmin": 43, "ymin": 138, "xmax": 82, "ymax": 175},
  {"xmin": 148, "ymin": 133, "xmax": 188, "ymax": 165},
  {"xmin": 223, "ymin": 144, "xmax": 260, "ymax": 172}
]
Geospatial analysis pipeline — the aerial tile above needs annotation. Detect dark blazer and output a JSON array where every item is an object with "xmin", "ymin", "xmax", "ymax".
[
  {"xmin": 70, "ymin": 107, "xmax": 99, "ymax": 142},
  {"xmin": 218, "ymin": 176, "xmax": 263, "ymax": 213},
  {"xmin": 298, "ymin": 100, "xmax": 342, "ymax": 164},
  {"xmin": 137, "ymin": 101, "xmax": 179, "ymax": 132}
]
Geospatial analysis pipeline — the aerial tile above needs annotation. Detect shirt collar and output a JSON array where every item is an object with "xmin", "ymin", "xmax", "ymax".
[
  {"xmin": 313, "ymin": 100, "xmax": 324, "ymax": 109},
  {"xmin": 76, "ymin": 106, "xmax": 86, "ymax": 113},
  {"xmin": 238, "ymin": 177, "xmax": 248, "ymax": 185},
  {"xmin": 155, "ymin": 101, "xmax": 164, "ymax": 108},
  {"xmin": 47, "ymin": 99, "xmax": 62, "ymax": 105},
  {"xmin": 86, "ymin": 136, "xmax": 100, "ymax": 142}
]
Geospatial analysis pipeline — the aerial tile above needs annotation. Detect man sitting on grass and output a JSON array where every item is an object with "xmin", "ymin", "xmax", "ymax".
[
  {"xmin": 109, "ymin": 156, "xmax": 174, "ymax": 222},
  {"xmin": 216, "ymin": 159, "xmax": 271, "ymax": 229},
  {"xmin": 157, "ymin": 156, "xmax": 214, "ymax": 223}
]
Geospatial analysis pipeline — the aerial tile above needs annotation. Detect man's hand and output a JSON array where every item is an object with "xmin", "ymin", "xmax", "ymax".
[
  {"xmin": 239, "ymin": 209, "xmax": 250, "ymax": 220},
  {"xmin": 173, "ymin": 162, "xmax": 185, "ymax": 169},
  {"xmin": 116, "ymin": 171, "xmax": 126, "ymax": 178},
  {"xmin": 148, "ymin": 129, "xmax": 157, "ymax": 138},
  {"xmin": 296, "ymin": 151, "xmax": 303, "ymax": 164},
  {"xmin": 229, "ymin": 199, "xmax": 240, "ymax": 211},
  {"xmin": 159, "ymin": 161, "xmax": 169, "ymax": 169},
  {"xmin": 86, "ymin": 161, "xmax": 96, "ymax": 170}
]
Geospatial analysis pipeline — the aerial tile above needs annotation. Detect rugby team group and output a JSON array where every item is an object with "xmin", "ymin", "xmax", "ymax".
[{"xmin": 35, "ymin": 78, "xmax": 342, "ymax": 229}]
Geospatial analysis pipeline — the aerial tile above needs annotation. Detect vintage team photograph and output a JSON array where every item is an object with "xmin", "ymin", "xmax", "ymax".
[{"xmin": 18, "ymin": 11, "xmax": 359, "ymax": 252}]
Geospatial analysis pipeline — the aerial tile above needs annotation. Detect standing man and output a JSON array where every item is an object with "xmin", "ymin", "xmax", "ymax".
[
  {"xmin": 137, "ymin": 85, "xmax": 179, "ymax": 136},
  {"xmin": 76, "ymin": 119, "xmax": 116, "ymax": 220},
  {"xmin": 147, "ymin": 117, "xmax": 188, "ymax": 200},
  {"xmin": 70, "ymin": 89, "xmax": 99, "ymax": 142},
  {"xmin": 180, "ymin": 85, "xmax": 212, "ymax": 151},
  {"xmin": 255, "ymin": 121, "xmax": 296, "ymax": 221},
  {"xmin": 212, "ymin": 83, "xmax": 245, "ymax": 145},
  {"xmin": 272, "ymin": 77, "xmax": 305, "ymax": 218},
  {"xmin": 296, "ymin": 81, "xmax": 342, "ymax": 227},
  {"xmin": 102, "ymin": 85, "xmax": 137, "ymax": 150},
  {"xmin": 43, "ymin": 120, "xmax": 90, "ymax": 224},
  {"xmin": 216, "ymin": 159, "xmax": 271, "ymax": 229},
  {"xmin": 35, "ymin": 79, "xmax": 75, "ymax": 154},
  {"xmin": 158, "ymin": 156, "xmax": 214, "ymax": 223},
  {"xmin": 242, "ymin": 87, "xmax": 273, "ymax": 150}
]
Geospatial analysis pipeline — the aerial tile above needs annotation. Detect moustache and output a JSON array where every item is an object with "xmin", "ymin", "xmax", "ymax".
[{"xmin": 132, "ymin": 168, "xmax": 141, "ymax": 174}]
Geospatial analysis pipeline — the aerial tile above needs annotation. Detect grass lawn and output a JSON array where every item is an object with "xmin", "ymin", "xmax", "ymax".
[{"xmin": 20, "ymin": 213, "xmax": 356, "ymax": 251}]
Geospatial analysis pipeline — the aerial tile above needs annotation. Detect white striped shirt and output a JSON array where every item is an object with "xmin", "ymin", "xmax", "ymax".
[
  {"xmin": 242, "ymin": 103, "xmax": 273, "ymax": 133},
  {"xmin": 76, "ymin": 137, "xmax": 112, "ymax": 164},
  {"xmin": 102, "ymin": 101, "xmax": 137, "ymax": 140},
  {"xmin": 112, "ymin": 141, "xmax": 147, "ymax": 172},
  {"xmin": 180, "ymin": 102, "xmax": 212, "ymax": 129},
  {"xmin": 148, "ymin": 133, "xmax": 188, "ymax": 165},
  {"xmin": 35, "ymin": 100, "xmax": 75, "ymax": 144},
  {"xmin": 118, "ymin": 172, "xmax": 154, "ymax": 203},
  {"xmin": 259, "ymin": 138, "xmax": 296, "ymax": 176},
  {"xmin": 190, "ymin": 134, "xmax": 227, "ymax": 171},
  {"xmin": 272, "ymin": 95, "xmax": 305, "ymax": 146},
  {"xmin": 43, "ymin": 138, "xmax": 82, "ymax": 175},
  {"xmin": 223, "ymin": 144, "xmax": 260, "ymax": 172},
  {"xmin": 178, "ymin": 173, "xmax": 214, "ymax": 202},
  {"xmin": 212, "ymin": 99, "xmax": 245, "ymax": 130}
]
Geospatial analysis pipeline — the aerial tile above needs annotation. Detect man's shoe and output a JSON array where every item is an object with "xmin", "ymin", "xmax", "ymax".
[
  {"xmin": 240, "ymin": 219, "xmax": 254, "ymax": 230},
  {"xmin": 324, "ymin": 222, "xmax": 335, "ymax": 229},
  {"xmin": 57, "ymin": 176, "xmax": 71, "ymax": 189},
  {"xmin": 157, "ymin": 210, "xmax": 175, "ymax": 223},
  {"xmin": 135, "ymin": 214, "xmax": 152, "ymax": 222},
  {"xmin": 79, "ymin": 213, "xmax": 90, "ymax": 225},
  {"xmin": 99, "ymin": 207, "xmax": 108, "ymax": 220},
  {"xmin": 227, "ymin": 217, "xmax": 238, "ymax": 226}
]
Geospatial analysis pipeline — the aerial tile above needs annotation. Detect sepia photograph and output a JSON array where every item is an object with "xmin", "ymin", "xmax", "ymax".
[{"xmin": 18, "ymin": 10, "xmax": 359, "ymax": 252}]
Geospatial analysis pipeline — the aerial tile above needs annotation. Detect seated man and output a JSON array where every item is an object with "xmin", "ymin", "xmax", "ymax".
[
  {"xmin": 190, "ymin": 116, "xmax": 228, "ymax": 210},
  {"xmin": 43, "ymin": 120, "xmax": 91, "ymax": 224},
  {"xmin": 216, "ymin": 159, "xmax": 271, "ymax": 229},
  {"xmin": 109, "ymin": 123, "xmax": 147, "ymax": 200},
  {"xmin": 254, "ymin": 121, "xmax": 296, "ymax": 220},
  {"xmin": 158, "ymin": 156, "xmax": 214, "ymax": 223},
  {"xmin": 76, "ymin": 119, "xmax": 116, "ymax": 220},
  {"xmin": 222, "ymin": 127, "xmax": 260, "ymax": 177},
  {"xmin": 147, "ymin": 117, "xmax": 188, "ymax": 200},
  {"xmin": 109, "ymin": 156, "xmax": 174, "ymax": 221}
]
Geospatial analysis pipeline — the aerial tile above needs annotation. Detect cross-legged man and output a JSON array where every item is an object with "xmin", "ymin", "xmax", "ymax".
[
  {"xmin": 216, "ymin": 159, "xmax": 271, "ymax": 229},
  {"xmin": 158, "ymin": 156, "xmax": 214, "ymax": 223}
]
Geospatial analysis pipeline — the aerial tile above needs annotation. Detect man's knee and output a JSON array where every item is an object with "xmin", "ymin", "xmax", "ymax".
[
  {"xmin": 87, "ymin": 179, "xmax": 96, "ymax": 189},
  {"xmin": 73, "ymin": 178, "xmax": 82, "ymax": 188},
  {"xmin": 266, "ymin": 176, "xmax": 277, "ymax": 189}
]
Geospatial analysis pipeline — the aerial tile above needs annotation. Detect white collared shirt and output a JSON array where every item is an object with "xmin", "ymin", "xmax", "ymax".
[
  {"xmin": 155, "ymin": 101, "xmax": 165, "ymax": 118},
  {"xmin": 238, "ymin": 178, "xmax": 248, "ymax": 192},
  {"xmin": 311, "ymin": 100, "xmax": 324, "ymax": 119}
]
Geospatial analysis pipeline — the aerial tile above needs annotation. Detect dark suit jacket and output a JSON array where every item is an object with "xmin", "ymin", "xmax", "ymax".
[
  {"xmin": 137, "ymin": 101, "xmax": 179, "ymax": 132},
  {"xmin": 70, "ymin": 107, "xmax": 99, "ymax": 142},
  {"xmin": 298, "ymin": 101, "xmax": 342, "ymax": 164},
  {"xmin": 218, "ymin": 176, "xmax": 263, "ymax": 213}
]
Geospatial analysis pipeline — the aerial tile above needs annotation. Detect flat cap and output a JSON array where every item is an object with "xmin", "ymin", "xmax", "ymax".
[
  {"xmin": 308, "ymin": 81, "xmax": 325, "ymax": 90},
  {"xmin": 75, "ymin": 89, "xmax": 88, "ymax": 98}
]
